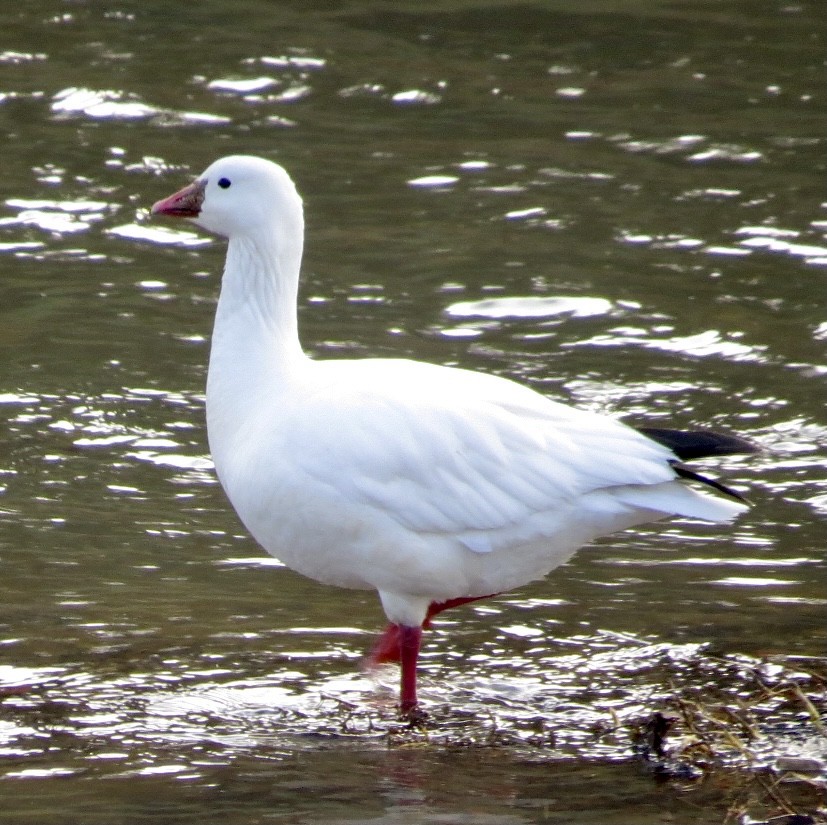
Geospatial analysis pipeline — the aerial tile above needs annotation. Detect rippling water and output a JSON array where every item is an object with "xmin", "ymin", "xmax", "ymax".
[{"xmin": 1, "ymin": 1, "xmax": 825, "ymax": 823}]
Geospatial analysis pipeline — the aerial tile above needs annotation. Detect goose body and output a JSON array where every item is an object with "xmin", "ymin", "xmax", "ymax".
[{"xmin": 152, "ymin": 156, "xmax": 754, "ymax": 715}]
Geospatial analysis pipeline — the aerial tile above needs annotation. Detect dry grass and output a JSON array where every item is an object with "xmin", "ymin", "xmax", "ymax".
[{"xmin": 630, "ymin": 657, "xmax": 826, "ymax": 824}]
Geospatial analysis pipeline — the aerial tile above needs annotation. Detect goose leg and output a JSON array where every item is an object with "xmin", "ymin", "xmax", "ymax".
[
  {"xmin": 367, "ymin": 594, "xmax": 496, "ymax": 667},
  {"xmin": 398, "ymin": 624, "xmax": 422, "ymax": 717},
  {"xmin": 368, "ymin": 596, "xmax": 497, "ymax": 719}
]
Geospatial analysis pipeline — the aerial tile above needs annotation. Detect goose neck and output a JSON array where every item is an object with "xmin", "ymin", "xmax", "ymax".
[{"xmin": 217, "ymin": 233, "xmax": 303, "ymax": 356}]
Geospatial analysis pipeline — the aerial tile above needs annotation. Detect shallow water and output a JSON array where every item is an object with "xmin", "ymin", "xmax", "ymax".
[{"xmin": 0, "ymin": 1, "xmax": 825, "ymax": 822}]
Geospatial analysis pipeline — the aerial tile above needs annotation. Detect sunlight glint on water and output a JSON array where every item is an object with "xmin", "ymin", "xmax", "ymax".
[{"xmin": 0, "ymin": 1, "xmax": 824, "ymax": 823}]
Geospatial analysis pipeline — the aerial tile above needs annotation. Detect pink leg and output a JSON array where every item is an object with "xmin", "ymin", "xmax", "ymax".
[
  {"xmin": 368, "ymin": 622, "xmax": 402, "ymax": 665},
  {"xmin": 366, "ymin": 594, "xmax": 497, "ymax": 667},
  {"xmin": 398, "ymin": 624, "xmax": 422, "ymax": 715},
  {"xmin": 365, "ymin": 594, "xmax": 499, "ymax": 716},
  {"xmin": 424, "ymin": 594, "xmax": 496, "ymax": 627}
]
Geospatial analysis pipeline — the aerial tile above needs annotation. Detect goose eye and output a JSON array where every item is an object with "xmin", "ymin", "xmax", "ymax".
[{"xmin": 218, "ymin": 177, "xmax": 232, "ymax": 189}]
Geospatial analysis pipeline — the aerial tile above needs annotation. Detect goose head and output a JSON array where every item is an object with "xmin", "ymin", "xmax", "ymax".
[{"xmin": 151, "ymin": 155, "xmax": 303, "ymax": 242}]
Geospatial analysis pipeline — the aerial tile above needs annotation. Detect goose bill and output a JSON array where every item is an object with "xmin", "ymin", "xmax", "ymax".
[{"xmin": 151, "ymin": 179, "xmax": 205, "ymax": 218}]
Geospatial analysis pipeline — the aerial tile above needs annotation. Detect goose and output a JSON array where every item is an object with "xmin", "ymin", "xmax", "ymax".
[{"xmin": 151, "ymin": 155, "xmax": 755, "ymax": 718}]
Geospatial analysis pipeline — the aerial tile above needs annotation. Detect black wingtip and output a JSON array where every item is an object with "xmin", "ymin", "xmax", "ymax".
[
  {"xmin": 672, "ymin": 463, "xmax": 751, "ymax": 504},
  {"xmin": 638, "ymin": 427, "xmax": 760, "ymax": 462}
]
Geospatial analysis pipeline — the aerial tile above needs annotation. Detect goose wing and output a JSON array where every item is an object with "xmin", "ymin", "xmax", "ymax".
[{"xmin": 276, "ymin": 359, "xmax": 744, "ymax": 551}]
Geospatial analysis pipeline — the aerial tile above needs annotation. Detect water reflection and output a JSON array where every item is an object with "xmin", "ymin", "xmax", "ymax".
[
  {"xmin": 1, "ymin": 629, "xmax": 823, "ymax": 788},
  {"xmin": 108, "ymin": 224, "xmax": 209, "ymax": 248}
]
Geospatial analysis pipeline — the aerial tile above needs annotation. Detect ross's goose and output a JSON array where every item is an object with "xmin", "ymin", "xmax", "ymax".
[{"xmin": 152, "ymin": 155, "xmax": 756, "ymax": 718}]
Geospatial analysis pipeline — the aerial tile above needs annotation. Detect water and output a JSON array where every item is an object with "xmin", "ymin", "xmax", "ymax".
[{"xmin": 1, "ymin": 1, "xmax": 825, "ymax": 822}]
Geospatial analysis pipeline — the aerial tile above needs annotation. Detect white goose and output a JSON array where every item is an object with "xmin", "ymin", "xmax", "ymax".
[{"xmin": 152, "ymin": 155, "xmax": 755, "ymax": 717}]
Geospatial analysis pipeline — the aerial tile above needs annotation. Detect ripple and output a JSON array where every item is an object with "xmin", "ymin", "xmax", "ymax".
[
  {"xmin": 125, "ymin": 451, "xmax": 213, "ymax": 471},
  {"xmin": 736, "ymin": 228, "xmax": 827, "ymax": 266},
  {"xmin": 135, "ymin": 634, "xmax": 820, "ymax": 765},
  {"xmin": 608, "ymin": 556, "xmax": 812, "ymax": 568},
  {"xmin": 0, "ymin": 619, "xmax": 822, "ymax": 813},
  {"xmin": 391, "ymin": 89, "xmax": 442, "ymax": 106},
  {"xmin": 1, "ymin": 197, "xmax": 113, "ymax": 234},
  {"xmin": 679, "ymin": 187, "xmax": 742, "ymax": 200},
  {"xmin": 0, "ymin": 50, "xmax": 47, "ymax": 64},
  {"xmin": 567, "ymin": 328, "xmax": 767, "ymax": 363},
  {"xmin": 611, "ymin": 133, "xmax": 763, "ymax": 164},
  {"xmin": 0, "ymin": 664, "xmax": 64, "ymax": 689},
  {"xmin": 735, "ymin": 226, "xmax": 800, "ymax": 240},
  {"xmin": 7, "ymin": 389, "xmax": 213, "ymax": 503},
  {"xmin": 215, "ymin": 557, "xmax": 285, "ymax": 569},
  {"xmin": 51, "ymin": 87, "xmax": 156, "ymax": 119},
  {"xmin": 204, "ymin": 74, "xmax": 312, "ymax": 104},
  {"xmin": 0, "ymin": 240, "xmax": 44, "ymax": 253},
  {"xmin": 704, "ymin": 245, "xmax": 753, "ymax": 257},
  {"xmin": 711, "ymin": 576, "xmax": 797, "ymax": 588},
  {"xmin": 49, "ymin": 87, "xmax": 231, "ymax": 127},
  {"xmin": 617, "ymin": 230, "xmax": 704, "ymax": 250},
  {"xmin": 555, "ymin": 86, "xmax": 586, "ymax": 98},
  {"xmin": 688, "ymin": 146, "xmax": 763, "ymax": 164},
  {"xmin": 445, "ymin": 295, "xmax": 613, "ymax": 320},
  {"xmin": 254, "ymin": 55, "xmax": 326, "ymax": 71},
  {"xmin": 107, "ymin": 222, "xmax": 210, "ymax": 247},
  {"xmin": 147, "ymin": 685, "xmax": 304, "ymax": 718},
  {"xmin": 407, "ymin": 174, "xmax": 459, "ymax": 189},
  {"xmin": 207, "ymin": 76, "xmax": 279, "ymax": 94},
  {"xmin": 4, "ymin": 768, "xmax": 77, "ymax": 779},
  {"xmin": 503, "ymin": 206, "xmax": 547, "ymax": 221},
  {"xmin": 162, "ymin": 111, "xmax": 231, "ymax": 126},
  {"xmin": 0, "ymin": 392, "xmax": 40, "ymax": 406},
  {"xmin": 6, "ymin": 198, "xmax": 109, "ymax": 213},
  {"xmin": 337, "ymin": 82, "xmax": 385, "ymax": 100}
]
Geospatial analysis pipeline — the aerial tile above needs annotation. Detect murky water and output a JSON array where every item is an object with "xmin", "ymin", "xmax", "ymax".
[{"xmin": 1, "ymin": 1, "xmax": 825, "ymax": 822}]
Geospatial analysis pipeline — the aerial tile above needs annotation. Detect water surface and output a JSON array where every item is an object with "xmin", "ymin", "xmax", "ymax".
[{"xmin": 0, "ymin": 1, "xmax": 825, "ymax": 822}]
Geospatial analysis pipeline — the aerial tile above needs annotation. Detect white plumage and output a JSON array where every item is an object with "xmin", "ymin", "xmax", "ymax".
[{"xmin": 152, "ymin": 155, "xmax": 750, "ymax": 715}]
